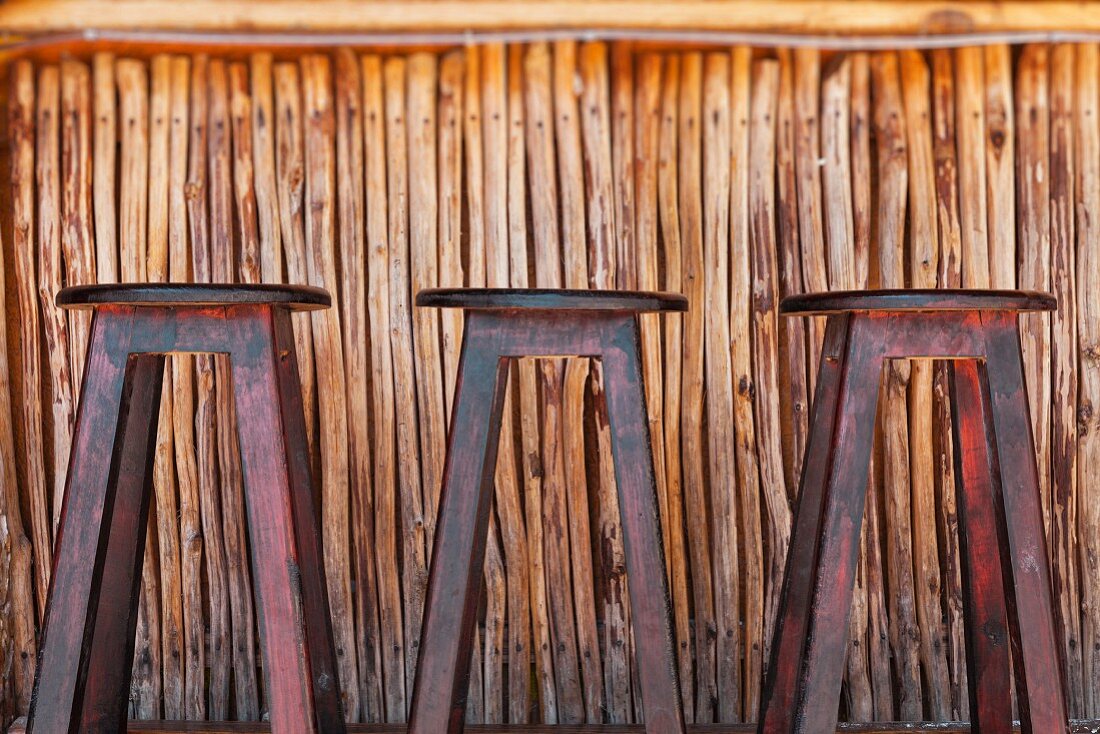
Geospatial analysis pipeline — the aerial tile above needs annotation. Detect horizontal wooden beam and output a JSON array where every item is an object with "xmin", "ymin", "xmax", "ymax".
[{"xmin": 4, "ymin": 1, "xmax": 1100, "ymax": 37}]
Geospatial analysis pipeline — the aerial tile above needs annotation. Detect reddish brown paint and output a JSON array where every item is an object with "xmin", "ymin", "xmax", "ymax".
[
  {"xmin": 28, "ymin": 284, "xmax": 345, "ymax": 734},
  {"xmin": 409, "ymin": 288, "xmax": 688, "ymax": 734},
  {"xmin": 759, "ymin": 290, "xmax": 1068, "ymax": 734}
]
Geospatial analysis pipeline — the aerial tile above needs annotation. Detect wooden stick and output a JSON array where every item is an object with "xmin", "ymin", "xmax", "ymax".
[
  {"xmin": 36, "ymin": 64, "xmax": 75, "ymax": 541},
  {"xmin": 383, "ymin": 55, "xmax": 429, "ymax": 704},
  {"xmin": 438, "ymin": 50, "xmax": 465, "ymax": 417},
  {"xmin": 871, "ymin": 50, "xmax": 923, "ymax": 722},
  {"xmin": 955, "ymin": 46, "xmax": 991, "ymax": 289},
  {"xmin": 792, "ymin": 47, "xmax": 826, "ymax": 392},
  {"xmin": 10, "ymin": 60, "xmax": 52, "ymax": 615},
  {"xmin": 301, "ymin": 53, "xmax": 360, "ymax": 721},
  {"xmin": 1075, "ymin": 41, "xmax": 1100, "ymax": 720},
  {"xmin": 167, "ymin": 53, "xmax": 206, "ymax": 722},
  {"xmin": 228, "ymin": 62, "xmax": 261, "ymax": 285},
  {"xmin": 930, "ymin": 46, "xmax": 969, "ymax": 721},
  {"xmin": 849, "ymin": 52, "xmax": 872, "ymax": 291},
  {"xmin": 1050, "ymin": 41, "xmax": 1085, "ymax": 719},
  {"xmin": 209, "ymin": 58, "xmax": 260, "ymax": 721},
  {"xmin": 335, "ymin": 46, "xmax": 383, "ymax": 723},
  {"xmin": 481, "ymin": 40, "xmax": 532, "ymax": 725},
  {"xmin": 523, "ymin": 40, "xmax": 584, "ymax": 723},
  {"xmin": 984, "ymin": 44, "xmax": 1016, "ymax": 290},
  {"xmin": 59, "ymin": 59, "xmax": 95, "ymax": 393},
  {"xmin": 678, "ymin": 51, "xmax": 718, "ymax": 724},
  {"xmin": 147, "ymin": 52, "xmax": 185, "ymax": 722},
  {"xmin": 186, "ymin": 54, "xmax": 231, "ymax": 719},
  {"xmin": 92, "ymin": 52, "xmax": 118, "ymax": 283},
  {"xmin": 250, "ymin": 52, "xmax": 283, "ymax": 283},
  {"xmin": 272, "ymin": 62, "xmax": 318, "ymax": 463},
  {"xmin": 552, "ymin": 39, "xmax": 604, "ymax": 723},
  {"xmin": 510, "ymin": 41, "xmax": 557, "ymax": 724},
  {"xmin": 748, "ymin": 56, "xmax": 792, "ymax": 713},
  {"xmin": 362, "ymin": 52, "xmax": 407, "ymax": 723},
  {"xmin": 899, "ymin": 47, "xmax": 952, "ymax": 722}
]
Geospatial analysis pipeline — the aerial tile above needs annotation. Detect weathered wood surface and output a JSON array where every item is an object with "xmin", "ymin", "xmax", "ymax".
[{"xmin": 4, "ymin": 41, "xmax": 1100, "ymax": 727}]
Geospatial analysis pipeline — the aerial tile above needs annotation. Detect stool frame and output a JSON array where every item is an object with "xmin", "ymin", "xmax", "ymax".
[
  {"xmin": 409, "ymin": 287, "xmax": 688, "ymax": 734},
  {"xmin": 29, "ymin": 284, "xmax": 345, "ymax": 734},
  {"xmin": 759, "ymin": 289, "xmax": 1068, "ymax": 734}
]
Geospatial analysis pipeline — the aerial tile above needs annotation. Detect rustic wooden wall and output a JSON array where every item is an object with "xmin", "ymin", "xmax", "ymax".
[{"xmin": 0, "ymin": 41, "xmax": 1092, "ymax": 726}]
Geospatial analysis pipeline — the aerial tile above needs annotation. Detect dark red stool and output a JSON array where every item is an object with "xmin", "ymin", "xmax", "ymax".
[
  {"xmin": 409, "ymin": 288, "xmax": 687, "ymax": 734},
  {"xmin": 29, "ymin": 284, "xmax": 346, "ymax": 734},
  {"xmin": 759, "ymin": 289, "xmax": 1068, "ymax": 734}
]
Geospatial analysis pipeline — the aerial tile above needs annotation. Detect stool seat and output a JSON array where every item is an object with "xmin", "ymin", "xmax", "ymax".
[
  {"xmin": 56, "ymin": 283, "xmax": 331, "ymax": 311},
  {"xmin": 781, "ymin": 287, "xmax": 1056, "ymax": 315},
  {"xmin": 416, "ymin": 287, "xmax": 688, "ymax": 312}
]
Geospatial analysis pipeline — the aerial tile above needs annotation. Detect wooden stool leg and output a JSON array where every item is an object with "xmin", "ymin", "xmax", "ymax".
[
  {"xmin": 981, "ymin": 315, "xmax": 1070, "ymax": 734},
  {"xmin": 410, "ymin": 313, "xmax": 510, "ymax": 734},
  {"xmin": 227, "ymin": 305, "xmax": 346, "ymax": 733},
  {"xmin": 600, "ymin": 315, "xmax": 685, "ymax": 733},
  {"xmin": 759, "ymin": 313, "xmax": 883, "ymax": 734},
  {"xmin": 29, "ymin": 309, "xmax": 140, "ymax": 733},
  {"xmin": 948, "ymin": 359, "xmax": 1012, "ymax": 734}
]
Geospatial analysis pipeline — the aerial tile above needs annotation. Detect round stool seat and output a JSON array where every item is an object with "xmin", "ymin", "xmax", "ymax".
[
  {"xmin": 416, "ymin": 287, "xmax": 687, "ymax": 313},
  {"xmin": 781, "ymin": 288, "xmax": 1055, "ymax": 316},
  {"xmin": 57, "ymin": 283, "xmax": 331, "ymax": 311}
]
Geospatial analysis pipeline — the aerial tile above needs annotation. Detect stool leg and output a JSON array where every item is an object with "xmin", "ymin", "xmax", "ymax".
[
  {"xmin": 981, "ymin": 315, "xmax": 1070, "ymax": 734},
  {"xmin": 227, "ymin": 305, "xmax": 345, "ymax": 733},
  {"xmin": 29, "ymin": 309, "xmax": 141, "ymax": 733},
  {"xmin": 409, "ymin": 313, "xmax": 509, "ymax": 733},
  {"xmin": 948, "ymin": 360, "xmax": 1012, "ymax": 734},
  {"xmin": 759, "ymin": 313, "xmax": 883, "ymax": 734},
  {"xmin": 599, "ymin": 315, "xmax": 685, "ymax": 734}
]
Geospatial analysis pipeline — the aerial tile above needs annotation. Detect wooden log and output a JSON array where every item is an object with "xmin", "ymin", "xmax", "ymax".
[
  {"xmin": 10, "ymin": 60, "xmax": 52, "ymax": 616},
  {"xmin": 228, "ymin": 63, "xmax": 261, "ymax": 284},
  {"xmin": 362, "ymin": 52, "xmax": 407, "ymax": 723},
  {"xmin": 792, "ymin": 47, "xmax": 826, "ymax": 392},
  {"xmin": 147, "ymin": 52, "xmax": 185, "ymax": 722},
  {"xmin": 92, "ymin": 52, "xmax": 118, "ymax": 283},
  {"xmin": 272, "ymin": 61, "xmax": 318, "ymax": 463},
  {"xmin": 774, "ymin": 48, "xmax": 810, "ymax": 504},
  {"xmin": 523, "ymin": 40, "xmax": 584, "ymax": 723},
  {"xmin": 678, "ymin": 51, "xmax": 718, "ymax": 724},
  {"xmin": 509, "ymin": 42, "xmax": 558, "ymax": 724},
  {"xmin": 335, "ymin": 46, "xmax": 383, "ymax": 723},
  {"xmin": 655, "ymin": 53, "xmax": 695, "ymax": 720},
  {"xmin": 59, "ymin": 59, "xmax": 95, "ymax": 393},
  {"xmin": 578, "ymin": 40, "xmax": 631, "ymax": 724},
  {"xmin": 167, "ymin": 53, "xmax": 206, "ymax": 722},
  {"xmin": 730, "ymin": 46, "xmax": 764, "ymax": 723},
  {"xmin": 701, "ymin": 51, "xmax": 741, "ymax": 723},
  {"xmin": 209, "ymin": 59, "xmax": 261, "ymax": 721},
  {"xmin": 930, "ymin": 47, "xmax": 969, "ymax": 721},
  {"xmin": 955, "ymin": 47, "xmax": 991, "ymax": 289},
  {"xmin": 0, "ymin": 70, "xmax": 37, "ymax": 711},
  {"xmin": 1050, "ymin": 41, "xmax": 1085, "ymax": 719},
  {"xmin": 612, "ymin": 42, "xmax": 636, "ymax": 292},
  {"xmin": 482, "ymin": 40, "xmax": 532, "ymax": 725},
  {"xmin": 552, "ymin": 39, "xmax": 604, "ymax": 723},
  {"xmin": 748, "ymin": 57, "xmax": 791, "ymax": 714},
  {"xmin": 871, "ymin": 51, "xmax": 923, "ymax": 722},
  {"xmin": 301, "ymin": 53, "xmax": 360, "ymax": 720},
  {"xmin": 250, "ymin": 53, "xmax": 283, "ymax": 283},
  {"xmin": 35, "ymin": 64, "xmax": 75, "ymax": 541},
  {"xmin": 984, "ymin": 44, "xmax": 1016, "ymax": 290},
  {"xmin": 438, "ymin": 50, "xmax": 465, "ymax": 416},
  {"xmin": 899, "ymin": 48, "xmax": 953, "ymax": 722},
  {"xmin": 186, "ymin": 54, "xmax": 231, "ymax": 719},
  {"xmin": 1075, "ymin": 41, "xmax": 1100, "ymax": 720},
  {"xmin": 849, "ymin": 52, "xmax": 872, "ymax": 292},
  {"xmin": 383, "ymin": 55, "xmax": 429, "ymax": 704}
]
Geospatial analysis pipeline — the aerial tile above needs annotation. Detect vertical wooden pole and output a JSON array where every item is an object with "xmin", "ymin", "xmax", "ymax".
[{"xmin": 93, "ymin": 52, "xmax": 118, "ymax": 283}]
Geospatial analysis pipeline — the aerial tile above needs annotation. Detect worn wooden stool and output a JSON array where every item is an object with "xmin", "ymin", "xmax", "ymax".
[
  {"xmin": 29, "ymin": 284, "xmax": 346, "ymax": 734},
  {"xmin": 759, "ymin": 289, "xmax": 1068, "ymax": 734},
  {"xmin": 410, "ymin": 287, "xmax": 688, "ymax": 734}
]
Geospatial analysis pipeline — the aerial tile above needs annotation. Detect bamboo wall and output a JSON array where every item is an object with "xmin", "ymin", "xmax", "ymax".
[{"xmin": 0, "ymin": 40, "xmax": 1093, "ymax": 726}]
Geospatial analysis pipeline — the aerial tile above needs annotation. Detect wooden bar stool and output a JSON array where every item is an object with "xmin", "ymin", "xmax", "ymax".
[
  {"xmin": 29, "ymin": 284, "xmax": 346, "ymax": 734},
  {"xmin": 759, "ymin": 289, "xmax": 1068, "ymax": 734},
  {"xmin": 409, "ymin": 287, "xmax": 688, "ymax": 734}
]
